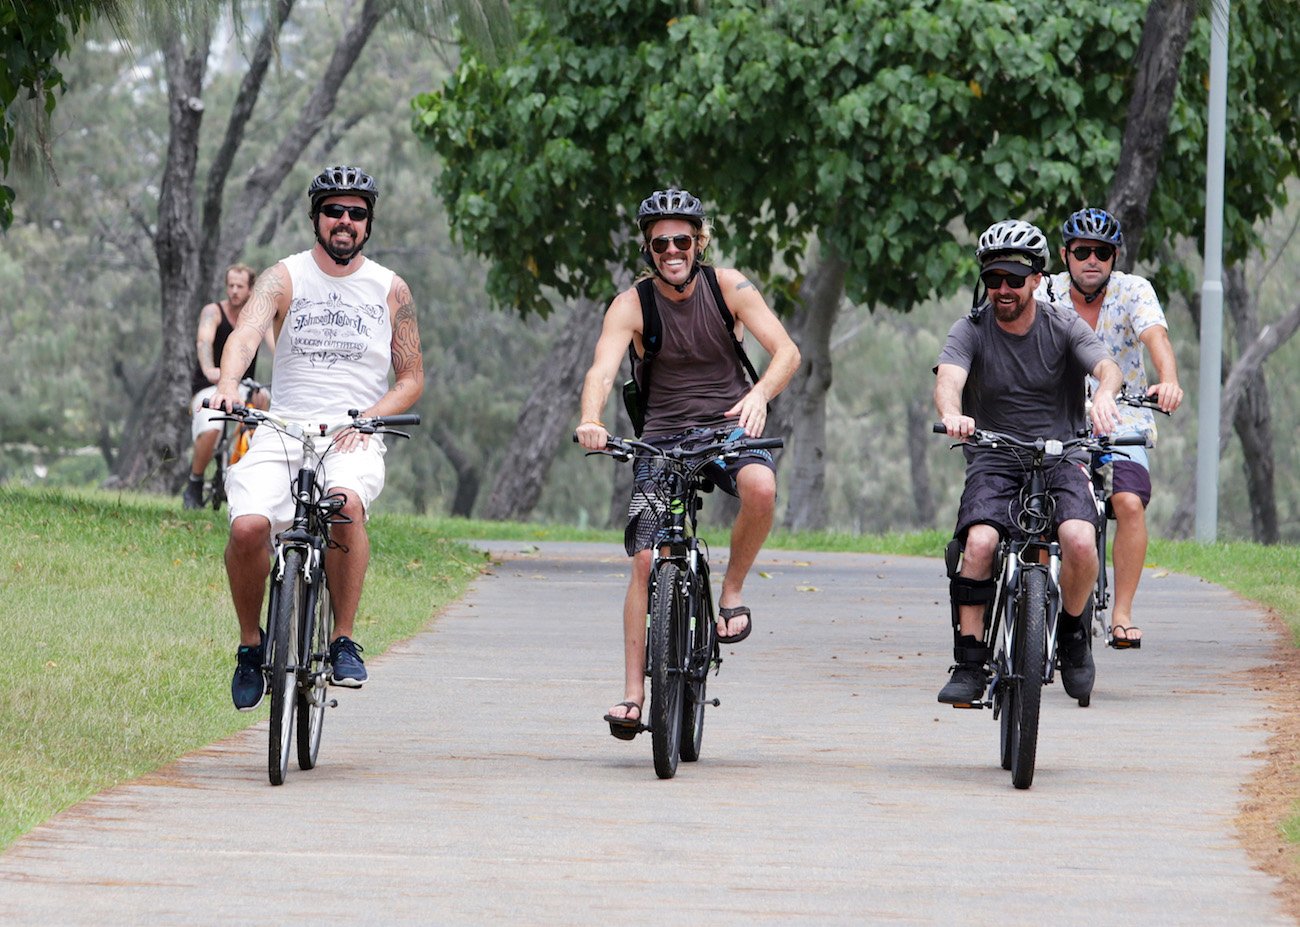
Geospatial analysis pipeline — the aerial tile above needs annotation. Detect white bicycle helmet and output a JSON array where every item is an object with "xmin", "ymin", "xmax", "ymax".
[{"xmin": 976, "ymin": 219, "xmax": 1050, "ymax": 273}]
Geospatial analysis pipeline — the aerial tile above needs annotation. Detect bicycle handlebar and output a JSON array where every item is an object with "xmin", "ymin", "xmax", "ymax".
[
  {"xmin": 1116, "ymin": 389, "xmax": 1173, "ymax": 416},
  {"xmin": 931, "ymin": 424, "xmax": 1142, "ymax": 452},
  {"xmin": 575, "ymin": 429, "xmax": 784, "ymax": 462},
  {"xmin": 208, "ymin": 405, "xmax": 419, "ymax": 439}
]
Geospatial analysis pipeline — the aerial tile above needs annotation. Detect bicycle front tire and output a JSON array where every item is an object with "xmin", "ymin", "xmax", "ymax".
[
  {"xmin": 268, "ymin": 550, "xmax": 303, "ymax": 786},
  {"xmin": 649, "ymin": 561, "xmax": 687, "ymax": 779},
  {"xmin": 1008, "ymin": 567, "xmax": 1047, "ymax": 790},
  {"xmin": 296, "ymin": 573, "xmax": 332, "ymax": 771}
]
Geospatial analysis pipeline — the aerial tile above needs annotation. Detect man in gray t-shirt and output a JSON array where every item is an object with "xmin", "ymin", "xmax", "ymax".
[{"xmin": 933, "ymin": 219, "xmax": 1121, "ymax": 708}]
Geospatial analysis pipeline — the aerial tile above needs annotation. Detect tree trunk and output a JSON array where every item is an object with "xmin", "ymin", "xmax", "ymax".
[
  {"xmin": 107, "ymin": 27, "xmax": 211, "ymax": 492},
  {"xmin": 774, "ymin": 245, "xmax": 847, "ymax": 532},
  {"xmin": 1166, "ymin": 291, "xmax": 1300, "ymax": 538},
  {"xmin": 198, "ymin": 0, "xmax": 296, "ymax": 295},
  {"xmin": 210, "ymin": 0, "xmax": 388, "ymax": 289},
  {"xmin": 479, "ymin": 295, "xmax": 605, "ymax": 521},
  {"xmin": 1106, "ymin": 0, "xmax": 1199, "ymax": 266},
  {"xmin": 428, "ymin": 420, "xmax": 482, "ymax": 518},
  {"xmin": 1224, "ymin": 264, "xmax": 1278, "ymax": 543}
]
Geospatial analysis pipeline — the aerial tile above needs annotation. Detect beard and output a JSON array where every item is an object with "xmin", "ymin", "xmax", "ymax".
[{"xmin": 992, "ymin": 292, "xmax": 1030, "ymax": 324}]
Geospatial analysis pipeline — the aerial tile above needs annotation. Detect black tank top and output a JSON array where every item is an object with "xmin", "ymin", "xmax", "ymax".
[{"xmin": 191, "ymin": 303, "xmax": 257, "ymax": 394}]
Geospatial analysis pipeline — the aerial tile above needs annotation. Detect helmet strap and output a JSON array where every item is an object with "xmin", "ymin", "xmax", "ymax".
[
  {"xmin": 313, "ymin": 212, "xmax": 371, "ymax": 266},
  {"xmin": 1069, "ymin": 270, "xmax": 1111, "ymax": 305},
  {"xmin": 643, "ymin": 249, "xmax": 701, "ymax": 293}
]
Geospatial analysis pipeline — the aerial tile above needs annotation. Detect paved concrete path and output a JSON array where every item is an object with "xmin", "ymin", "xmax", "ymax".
[{"xmin": 0, "ymin": 542, "xmax": 1290, "ymax": 925}]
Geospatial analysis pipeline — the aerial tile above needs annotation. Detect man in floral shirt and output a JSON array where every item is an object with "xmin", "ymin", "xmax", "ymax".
[{"xmin": 1037, "ymin": 207, "xmax": 1183, "ymax": 649}]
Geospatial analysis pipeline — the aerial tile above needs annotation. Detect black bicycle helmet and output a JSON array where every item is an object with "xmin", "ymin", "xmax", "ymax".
[
  {"xmin": 636, "ymin": 188, "xmax": 706, "ymax": 233},
  {"xmin": 308, "ymin": 165, "xmax": 379, "ymax": 213},
  {"xmin": 1061, "ymin": 207, "xmax": 1123, "ymax": 247}
]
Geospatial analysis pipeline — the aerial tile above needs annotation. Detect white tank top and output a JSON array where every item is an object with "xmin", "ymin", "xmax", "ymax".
[{"xmin": 271, "ymin": 250, "xmax": 394, "ymax": 425}]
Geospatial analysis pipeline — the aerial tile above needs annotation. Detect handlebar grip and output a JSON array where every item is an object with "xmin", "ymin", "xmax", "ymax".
[
  {"xmin": 378, "ymin": 414, "xmax": 421, "ymax": 427},
  {"xmin": 932, "ymin": 423, "xmax": 947, "ymax": 433},
  {"xmin": 745, "ymin": 438, "xmax": 784, "ymax": 450},
  {"xmin": 1107, "ymin": 433, "xmax": 1148, "ymax": 447}
]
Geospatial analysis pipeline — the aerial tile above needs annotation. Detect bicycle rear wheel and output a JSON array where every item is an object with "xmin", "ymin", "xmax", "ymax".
[
  {"xmin": 679, "ymin": 562, "xmax": 714, "ymax": 763},
  {"xmin": 1007, "ymin": 567, "xmax": 1047, "ymax": 790},
  {"xmin": 649, "ymin": 561, "xmax": 687, "ymax": 779},
  {"xmin": 268, "ymin": 550, "xmax": 303, "ymax": 786},
  {"xmin": 296, "ymin": 573, "xmax": 332, "ymax": 771}
]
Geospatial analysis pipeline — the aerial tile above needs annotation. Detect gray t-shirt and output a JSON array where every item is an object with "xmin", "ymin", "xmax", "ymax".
[{"xmin": 936, "ymin": 300, "xmax": 1109, "ymax": 443}]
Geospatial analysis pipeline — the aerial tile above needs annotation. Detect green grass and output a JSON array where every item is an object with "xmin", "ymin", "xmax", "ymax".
[
  {"xmin": 0, "ymin": 486, "xmax": 485, "ymax": 849},
  {"xmin": 4, "ymin": 485, "xmax": 1300, "ymax": 850}
]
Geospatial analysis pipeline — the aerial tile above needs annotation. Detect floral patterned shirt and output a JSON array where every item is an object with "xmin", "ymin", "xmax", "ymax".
[{"xmin": 1036, "ymin": 270, "xmax": 1168, "ymax": 443}]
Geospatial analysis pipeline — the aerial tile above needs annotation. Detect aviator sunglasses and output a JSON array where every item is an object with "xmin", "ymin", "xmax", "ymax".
[
  {"xmin": 980, "ymin": 270, "xmax": 1028, "ymax": 290},
  {"xmin": 649, "ymin": 234, "xmax": 696, "ymax": 254},
  {"xmin": 319, "ymin": 203, "xmax": 371, "ymax": 222},
  {"xmin": 1069, "ymin": 244, "xmax": 1115, "ymax": 262}
]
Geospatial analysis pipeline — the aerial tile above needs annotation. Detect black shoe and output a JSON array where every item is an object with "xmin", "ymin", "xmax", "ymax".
[
  {"xmin": 231, "ymin": 631, "xmax": 266, "ymax": 711},
  {"xmin": 182, "ymin": 476, "xmax": 204, "ymax": 510},
  {"xmin": 329, "ymin": 636, "xmax": 367, "ymax": 688},
  {"xmin": 1058, "ymin": 625, "xmax": 1095, "ymax": 700},
  {"xmin": 938, "ymin": 662, "xmax": 987, "ymax": 705}
]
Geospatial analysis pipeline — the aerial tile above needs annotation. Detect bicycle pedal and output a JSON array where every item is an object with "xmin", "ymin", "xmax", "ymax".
[{"xmin": 948, "ymin": 700, "xmax": 987, "ymax": 710}]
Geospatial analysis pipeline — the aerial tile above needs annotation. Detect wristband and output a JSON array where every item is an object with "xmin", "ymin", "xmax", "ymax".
[{"xmin": 580, "ymin": 420, "xmax": 605, "ymax": 428}]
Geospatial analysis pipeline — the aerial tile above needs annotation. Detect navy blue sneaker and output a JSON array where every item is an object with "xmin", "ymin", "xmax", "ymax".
[
  {"xmin": 231, "ymin": 631, "xmax": 266, "ymax": 711},
  {"xmin": 329, "ymin": 636, "xmax": 367, "ymax": 688}
]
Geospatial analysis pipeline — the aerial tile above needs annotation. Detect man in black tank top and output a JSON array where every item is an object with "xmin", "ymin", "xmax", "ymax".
[
  {"xmin": 575, "ymin": 188, "xmax": 801, "ymax": 738},
  {"xmin": 182, "ymin": 264, "xmax": 271, "ymax": 509}
]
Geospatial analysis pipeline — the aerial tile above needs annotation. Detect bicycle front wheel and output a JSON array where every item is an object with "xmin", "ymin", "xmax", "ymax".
[
  {"xmin": 296, "ymin": 573, "xmax": 332, "ymax": 771},
  {"xmin": 267, "ymin": 550, "xmax": 303, "ymax": 786},
  {"xmin": 679, "ymin": 562, "xmax": 714, "ymax": 763},
  {"xmin": 1008, "ymin": 567, "xmax": 1047, "ymax": 790},
  {"xmin": 649, "ymin": 561, "xmax": 687, "ymax": 779}
]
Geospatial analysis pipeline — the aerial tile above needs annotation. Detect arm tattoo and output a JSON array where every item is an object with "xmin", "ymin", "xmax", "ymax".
[
  {"xmin": 390, "ymin": 278, "xmax": 424, "ymax": 385},
  {"xmin": 735, "ymin": 277, "xmax": 757, "ymax": 293}
]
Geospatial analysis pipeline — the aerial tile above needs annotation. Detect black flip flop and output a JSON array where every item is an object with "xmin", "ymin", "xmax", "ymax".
[
  {"xmin": 1109, "ymin": 625, "xmax": 1143, "ymax": 650},
  {"xmin": 603, "ymin": 701, "xmax": 644, "ymax": 740},
  {"xmin": 717, "ymin": 605, "xmax": 753, "ymax": 644}
]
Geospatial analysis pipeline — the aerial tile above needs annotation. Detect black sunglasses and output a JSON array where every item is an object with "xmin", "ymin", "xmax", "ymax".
[
  {"xmin": 980, "ymin": 270, "xmax": 1028, "ymax": 290},
  {"xmin": 319, "ymin": 203, "xmax": 370, "ymax": 222},
  {"xmin": 1069, "ymin": 244, "xmax": 1115, "ymax": 262},
  {"xmin": 649, "ymin": 234, "xmax": 695, "ymax": 254}
]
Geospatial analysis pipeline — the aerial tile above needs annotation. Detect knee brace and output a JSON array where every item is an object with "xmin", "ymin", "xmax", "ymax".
[{"xmin": 949, "ymin": 575, "xmax": 997, "ymax": 638}]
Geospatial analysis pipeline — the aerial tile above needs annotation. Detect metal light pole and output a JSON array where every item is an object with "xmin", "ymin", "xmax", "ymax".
[{"xmin": 1195, "ymin": 0, "xmax": 1230, "ymax": 542}]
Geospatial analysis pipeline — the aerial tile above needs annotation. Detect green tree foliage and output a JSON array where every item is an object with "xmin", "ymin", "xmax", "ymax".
[{"xmin": 416, "ymin": 0, "xmax": 1299, "ymax": 316}]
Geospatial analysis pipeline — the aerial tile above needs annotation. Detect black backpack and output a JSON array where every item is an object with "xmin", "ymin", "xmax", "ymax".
[{"xmin": 621, "ymin": 265, "xmax": 763, "ymax": 436}]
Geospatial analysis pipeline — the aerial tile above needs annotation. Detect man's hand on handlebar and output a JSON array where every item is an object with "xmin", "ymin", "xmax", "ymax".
[
  {"xmin": 575, "ymin": 420, "xmax": 609, "ymax": 451},
  {"xmin": 1147, "ymin": 381, "xmax": 1183, "ymax": 414},
  {"xmin": 939, "ymin": 413, "xmax": 975, "ymax": 439}
]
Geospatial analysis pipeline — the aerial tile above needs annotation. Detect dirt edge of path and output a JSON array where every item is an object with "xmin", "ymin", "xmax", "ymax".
[{"xmin": 1238, "ymin": 608, "xmax": 1300, "ymax": 923}]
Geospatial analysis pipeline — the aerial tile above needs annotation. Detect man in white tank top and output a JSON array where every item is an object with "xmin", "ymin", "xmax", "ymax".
[{"xmin": 211, "ymin": 166, "xmax": 424, "ymax": 711}]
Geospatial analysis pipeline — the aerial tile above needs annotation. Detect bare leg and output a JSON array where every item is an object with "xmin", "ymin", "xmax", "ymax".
[
  {"xmin": 1058, "ymin": 519, "xmax": 1099, "ymax": 617},
  {"xmin": 717, "ymin": 464, "xmax": 776, "ymax": 637},
  {"xmin": 226, "ymin": 514, "xmax": 272, "ymax": 646},
  {"xmin": 1109, "ymin": 491, "xmax": 1146, "ymax": 641},
  {"xmin": 608, "ymin": 550, "xmax": 652, "ymax": 721},
  {"xmin": 323, "ymin": 489, "xmax": 369, "ymax": 641},
  {"xmin": 191, "ymin": 430, "xmax": 220, "ymax": 478}
]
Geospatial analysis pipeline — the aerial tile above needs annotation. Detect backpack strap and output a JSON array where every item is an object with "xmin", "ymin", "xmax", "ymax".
[
  {"xmin": 631, "ymin": 277, "xmax": 661, "ymax": 395},
  {"xmin": 701, "ymin": 265, "xmax": 762, "ymax": 386}
]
